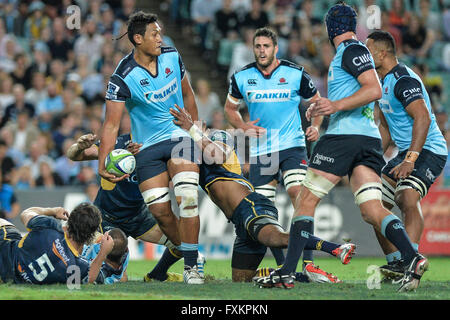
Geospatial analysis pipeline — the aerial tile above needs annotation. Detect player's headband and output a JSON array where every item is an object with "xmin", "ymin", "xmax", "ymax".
[{"xmin": 325, "ymin": 3, "xmax": 357, "ymax": 42}]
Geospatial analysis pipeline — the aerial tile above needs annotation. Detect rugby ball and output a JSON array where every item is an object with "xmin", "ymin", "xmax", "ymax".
[{"xmin": 105, "ymin": 149, "xmax": 136, "ymax": 177}]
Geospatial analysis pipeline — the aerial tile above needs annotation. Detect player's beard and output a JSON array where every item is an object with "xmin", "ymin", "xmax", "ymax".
[{"xmin": 256, "ymin": 53, "xmax": 275, "ymax": 69}]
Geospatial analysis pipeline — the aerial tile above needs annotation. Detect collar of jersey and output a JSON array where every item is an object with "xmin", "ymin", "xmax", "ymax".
[
  {"xmin": 255, "ymin": 59, "xmax": 281, "ymax": 79},
  {"xmin": 383, "ymin": 63, "xmax": 404, "ymax": 80},
  {"xmin": 130, "ymin": 49, "xmax": 159, "ymax": 78},
  {"xmin": 64, "ymin": 232, "xmax": 80, "ymax": 257}
]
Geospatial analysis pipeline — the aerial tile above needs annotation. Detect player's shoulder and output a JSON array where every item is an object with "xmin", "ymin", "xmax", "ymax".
[
  {"xmin": 233, "ymin": 62, "xmax": 258, "ymax": 77},
  {"xmin": 279, "ymin": 59, "xmax": 304, "ymax": 72},
  {"xmin": 112, "ymin": 51, "xmax": 137, "ymax": 79},
  {"xmin": 390, "ymin": 63, "xmax": 413, "ymax": 80},
  {"xmin": 160, "ymin": 46, "xmax": 178, "ymax": 55}
]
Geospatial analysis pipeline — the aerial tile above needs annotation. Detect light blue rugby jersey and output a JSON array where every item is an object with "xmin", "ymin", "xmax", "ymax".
[
  {"xmin": 229, "ymin": 60, "xmax": 317, "ymax": 157},
  {"xmin": 105, "ymin": 47, "xmax": 189, "ymax": 150},
  {"xmin": 326, "ymin": 39, "xmax": 380, "ymax": 139},
  {"xmin": 379, "ymin": 63, "xmax": 447, "ymax": 156}
]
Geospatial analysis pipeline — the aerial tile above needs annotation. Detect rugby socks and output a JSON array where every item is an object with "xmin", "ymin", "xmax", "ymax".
[
  {"xmin": 302, "ymin": 220, "xmax": 314, "ymax": 267},
  {"xmin": 147, "ymin": 247, "xmax": 181, "ymax": 281},
  {"xmin": 180, "ymin": 242, "xmax": 198, "ymax": 267},
  {"xmin": 386, "ymin": 243, "xmax": 419, "ymax": 264},
  {"xmin": 305, "ymin": 235, "xmax": 340, "ymax": 255},
  {"xmin": 279, "ymin": 216, "xmax": 314, "ymax": 275},
  {"xmin": 381, "ymin": 215, "xmax": 416, "ymax": 265},
  {"xmin": 270, "ymin": 247, "xmax": 285, "ymax": 266}
]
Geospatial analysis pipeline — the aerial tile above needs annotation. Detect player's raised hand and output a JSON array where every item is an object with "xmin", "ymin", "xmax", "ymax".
[
  {"xmin": 170, "ymin": 104, "xmax": 195, "ymax": 131},
  {"xmin": 243, "ymin": 118, "xmax": 266, "ymax": 137},
  {"xmin": 99, "ymin": 232, "xmax": 114, "ymax": 256},
  {"xmin": 53, "ymin": 207, "xmax": 69, "ymax": 221},
  {"xmin": 77, "ymin": 133, "xmax": 97, "ymax": 150},
  {"xmin": 127, "ymin": 142, "xmax": 142, "ymax": 155},
  {"xmin": 305, "ymin": 125, "xmax": 320, "ymax": 142}
]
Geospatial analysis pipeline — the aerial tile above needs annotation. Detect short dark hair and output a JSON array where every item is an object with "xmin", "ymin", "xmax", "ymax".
[
  {"xmin": 367, "ymin": 30, "xmax": 396, "ymax": 55},
  {"xmin": 127, "ymin": 11, "xmax": 158, "ymax": 46},
  {"xmin": 67, "ymin": 203, "xmax": 101, "ymax": 245},
  {"xmin": 106, "ymin": 228, "xmax": 128, "ymax": 264},
  {"xmin": 253, "ymin": 27, "xmax": 278, "ymax": 46}
]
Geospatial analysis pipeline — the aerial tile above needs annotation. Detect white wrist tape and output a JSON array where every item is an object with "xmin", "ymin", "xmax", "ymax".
[{"xmin": 189, "ymin": 124, "xmax": 204, "ymax": 142}]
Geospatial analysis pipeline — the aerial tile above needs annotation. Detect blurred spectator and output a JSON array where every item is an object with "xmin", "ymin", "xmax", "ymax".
[
  {"xmin": 210, "ymin": 109, "xmax": 228, "ymax": 130},
  {"xmin": 25, "ymin": 72, "xmax": 48, "ymax": 108},
  {"xmin": 29, "ymin": 43, "xmax": 50, "ymax": 75},
  {"xmin": 97, "ymin": 3, "xmax": 122, "ymax": 37},
  {"xmin": 52, "ymin": 112, "xmax": 79, "ymax": 158},
  {"xmin": 227, "ymin": 27, "xmax": 255, "ymax": 80},
  {"xmin": 54, "ymin": 138, "xmax": 81, "ymax": 185},
  {"xmin": 215, "ymin": 0, "xmax": 241, "ymax": 39},
  {"xmin": 0, "ymin": 84, "xmax": 36, "ymax": 129},
  {"xmin": 75, "ymin": 165, "xmax": 97, "ymax": 186},
  {"xmin": 73, "ymin": 16, "xmax": 105, "ymax": 68},
  {"xmin": 0, "ymin": 139, "xmax": 15, "ymax": 185},
  {"xmin": 116, "ymin": 0, "xmax": 137, "ymax": 22},
  {"xmin": 46, "ymin": 17, "xmax": 74, "ymax": 64},
  {"xmin": 389, "ymin": 0, "xmax": 411, "ymax": 33},
  {"xmin": 0, "ymin": 128, "xmax": 25, "ymax": 167},
  {"xmin": 24, "ymin": 1, "xmax": 50, "ymax": 41},
  {"xmin": 11, "ymin": 165, "xmax": 35, "ymax": 190},
  {"xmin": 35, "ymin": 161, "xmax": 64, "ymax": 188},
  {"xmin": 22, "ymin": 140, "xmax": 55, "ymax": 180},
  {"xmin": 4, "ymin": 109, "xmax": 39, "ymax": 155},
  {"xmin": 194, "ymin": 78, "xmax": 222, "ymax": 127},
  {"xmin": 36, "ymin": 82, "xmax": 63, "ymax": 131},
  {"xmin": 84, "ymin": 180, "xmax": 100, "ymax": 203},
  {"xmin": 444, "ymin": 5, "xmax": 450, "ymax": 41},
  {"xmin": 0, "ymin": 37, "xmax": 19, "ymax": 73},
  {"xmin": 10, "ymin": 53, "xmax": 34, "ymax": 90},
  {"xmin": 10, "ymin": 1, "xmax": 29, "ymax": 38},
  {"xmin": 190, "ymin": 0, "xmax": 222, "ymax": 50},
  {"xmin": 0, "ymin": 169, "xmax": 20, "ymax": 219},
  {"xmin": 0, "ymin": 73, "xmax": 14, "ymax": 111},
  {"xmin": 380, "ymin": 11, "xmax": 403, "ymax": 55},
  {"xmin": 241, "ymin": 0, "xmax": 269, "ymax": 30},
  {"xmin": 47, "ymin": 59, "xmax": 66, "ymax": 94},
  {"xmin": 402, "ymin": 13, "xmax": 436, "ymax": 59},
  {"xmin": 417, "ymin": 0, "xmax": 441, "ymax": 34}
]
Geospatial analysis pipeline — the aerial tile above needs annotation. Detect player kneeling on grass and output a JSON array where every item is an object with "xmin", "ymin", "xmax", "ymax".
[
  {"xmin": 82, "ymin": 228, "xmax": 129, "ymax": 284},
  {"xmin": 166, "ymin": 105, "xmax": 356, "ymax": 283},
  {"xmin": 0, "ymin": 203, "xmax": 113, "ymax": 285}
]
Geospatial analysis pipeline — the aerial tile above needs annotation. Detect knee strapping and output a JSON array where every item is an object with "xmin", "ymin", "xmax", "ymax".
[
  {"xmin": 172, "ymin": 171, "xmax": 199, "ymax": 218},
  {"xmin": 381, "ymin": 177, "xmax": 396, "ymax": 207},
  {"xmin": 302, "ymin": 170, "xmax": 335, "ymax": 199},
  {"xmin": 396, "ymin": 176, "xmax": 428, "ymax": 199},
  {"xmin": 283, "ymin": 168, "xmax": 307, "ymax": 191},
  {"xmin": 354, "ymin": 182, "xmax": 382, "ymax": 205},
  {"xmin": 255, "ymin": 184, "xmax": 276, "ymax": 202},
  {"xmin": 142, "ymin": 187, "xmax": 170, "ymax": 206}
]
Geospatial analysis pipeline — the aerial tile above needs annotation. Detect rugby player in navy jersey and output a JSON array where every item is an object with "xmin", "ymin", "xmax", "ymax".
[
  {"xmin": 224, "ymin": 27, "xmax": 335, "ymax": 282},
  {"xmin": 366, "ymin": 30, "xmax": 447, "ymax": 281},
  {"xmin": 67, "ymin": 133, "xmax": 191, "ymax": 283},
  {"xmin": 98, "ymin": 11, "xmax": 203, "ymax": 284},
  {"xmin": 166, "ymin": 105, "xmax": 355, "ymax": 282},
  {"xmin": 0, "ymin": 203, "xmax": 113, "ymax": 284},
  {"xmin": 256, "ymin": 2, "xmax": 427, "ymax": 292}
]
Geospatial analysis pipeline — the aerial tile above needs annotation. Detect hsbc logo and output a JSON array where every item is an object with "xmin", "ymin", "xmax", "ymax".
[{"xmin": 352, "ymin": 53, "xmax": 372, "ymax": 66}]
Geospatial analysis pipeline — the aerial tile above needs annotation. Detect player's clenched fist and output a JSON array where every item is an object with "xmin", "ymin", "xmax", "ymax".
[{"xmin": 77, "ymin": 133, "xmax": 97, "ymax": 150}]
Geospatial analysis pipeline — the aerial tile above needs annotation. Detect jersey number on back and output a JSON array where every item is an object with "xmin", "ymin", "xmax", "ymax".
[{"xmin": 28, "ymin": 253, "xmax": 55, "ymax": 281}]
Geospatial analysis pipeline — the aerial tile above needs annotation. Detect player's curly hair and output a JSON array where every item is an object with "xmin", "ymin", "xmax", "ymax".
[
  {"xmin": 67, "ymin": 203, "xmax": 101, "ymax": 245},
  {"xmin": 253, "ymin": 27, "xmax": 278, "ymax": 46},
  {"xmin": 126, "ymin": 11, "xmax": 158, "ymax": 46}
]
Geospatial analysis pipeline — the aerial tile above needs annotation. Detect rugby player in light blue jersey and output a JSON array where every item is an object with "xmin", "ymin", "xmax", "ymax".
[
  {"xmin": 97, "ymin": 12, "xmax": 203, "ymax": 284},
  {"xmin": 224, "ymin": 27, "xmax": 335, "ymax": 283},
  {"xmin": 256, "ymin": 2, "xmax": 427, "ymax": 292},
  {"xmin": 366, "ymin": 30, "xmax": 448, "ymax": 280},
  {"xmin": 0, "ymin": 203, "xmax": 113, "ymax": 285}
]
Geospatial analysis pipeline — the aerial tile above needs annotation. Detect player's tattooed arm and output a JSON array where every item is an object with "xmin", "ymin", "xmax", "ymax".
[{"xmin": 67, "ymin": 133, "xmax": 98, "ymax": 161}]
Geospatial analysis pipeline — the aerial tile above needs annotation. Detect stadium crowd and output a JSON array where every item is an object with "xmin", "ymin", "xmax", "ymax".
[{"xmin": 0, "ymin": 0, "xmax": 449, "ymax": 221}]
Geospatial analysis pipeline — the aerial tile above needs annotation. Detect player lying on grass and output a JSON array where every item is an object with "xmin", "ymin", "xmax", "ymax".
[
  {"xmin": 68, "ymin": 133, "xmax": 205, "ymax": 282},
  {"xmin": 167, "ymin": 104, "xmax": 356, "ymax": 282},
  {"xmin": 0, "ymin": 203, "xmax": 113, "ymax": 284},
  {"xmin": 81, "ymin": 228, "xmax": 129, "ymax": 284}
]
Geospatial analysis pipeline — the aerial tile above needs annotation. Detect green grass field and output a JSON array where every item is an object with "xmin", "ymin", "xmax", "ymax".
[{"xmin": 1, "ymin": 257, "xmax": 449, "ymax": 300}]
